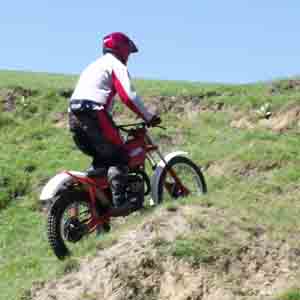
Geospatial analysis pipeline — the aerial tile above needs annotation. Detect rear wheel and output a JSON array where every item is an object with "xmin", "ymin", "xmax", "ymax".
[
  {"xmin": 47, "ymin": 188, "xmax": 92, "ymax": 259},
  {"xmin": 157, "ymin": 156, "xmax": 207, "ymax": 204}
]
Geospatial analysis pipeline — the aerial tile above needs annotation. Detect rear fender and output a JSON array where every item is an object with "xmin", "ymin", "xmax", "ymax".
[
  {"xmin": 40, "ymin": 171, "xmax": 87, "ymax": 202},
  {"xmin": 150, "ymin": 151, "xmax": 188, "ymax": 205}
]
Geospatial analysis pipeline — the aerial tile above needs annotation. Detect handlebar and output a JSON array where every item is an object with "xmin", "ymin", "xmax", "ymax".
[
  {"xmin": 117, "ymin": 122, "xmax": 146, "ymax": 129},
  {"xmin": 117, "ymin": 122, "xmax": 166, "ymax": 131}
]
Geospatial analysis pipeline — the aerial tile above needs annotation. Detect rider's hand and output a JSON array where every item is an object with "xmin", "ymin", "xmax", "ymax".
[{"xmin": 147, "ymin": 115, "xmax": 161, "ymax": 127}]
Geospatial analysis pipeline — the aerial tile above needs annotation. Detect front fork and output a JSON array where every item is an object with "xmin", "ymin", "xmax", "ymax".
[{"xmin": 145, "ymin": 134, "xmax": 190, "ymax": 197}]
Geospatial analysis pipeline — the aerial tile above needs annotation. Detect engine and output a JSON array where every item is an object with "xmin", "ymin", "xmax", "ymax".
[{"xmin": 126, "ymin": 174, "xmax": 144, "ymax": 209}]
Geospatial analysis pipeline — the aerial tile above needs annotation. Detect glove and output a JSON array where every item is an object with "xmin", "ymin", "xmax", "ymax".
[{"xmin": 147, "ymin": 115, "xmax": 161, "ymax": 127}]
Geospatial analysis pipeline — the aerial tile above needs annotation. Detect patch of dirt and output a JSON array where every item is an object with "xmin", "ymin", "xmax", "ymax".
[
  {"xmin": 145, "ymin": 95, "xmax": 225, "ymax": 118},
  {"xmin": 0, "ymin": 87, "xmax": 37, "ymax": 112},
  {"xmin": 262, "ymin": 104, "xmax": 300, "ymax": 133},
  {"xmin": 30, "ymin": 206, "xmax": 300, "ymax": 300},
  {"xmin": 230, "ymin": 118, "xmax": 256, "ymax": 130},
  {"xmin": 50, "ymin": 93, "xmax": 227, "ymax": 133},
  {"xmin": 234, "ymin": 161, "xmax": 282, "ymax": 178},
  {"xmin": 146, "ymin": 95, "xmax": 200, "ymax": 116},
  {"xmin": 205, "ymin": 160, "xmax": 232, "ymax": 177},
  {"xmin": 269, "ymin": 79, "xmax": 300, "ymax": 94},
  {"xmin": 206, "ymin": 159, "xmax": 281, "ymax": 179},
  {"xmin": 231, "ymin": 104, "xmax": 300, "ymax": 133},
  {"xmin": 52, "ymin": 112, "xmax": 68, "ymax": 128}
]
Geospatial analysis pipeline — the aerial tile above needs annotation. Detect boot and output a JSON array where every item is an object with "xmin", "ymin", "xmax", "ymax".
[
  {"xmin": 107, "ymin": 166, "xmax": 128, "ymax": 208},
  {"xmin": 96, "ymin": 222, "xmax": 111, "ymax": 237}
]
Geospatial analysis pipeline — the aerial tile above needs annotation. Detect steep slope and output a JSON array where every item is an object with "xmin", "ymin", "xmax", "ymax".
[
  {"xmin": 1, "ymin": 71, "xmax": 300, "ymax": 300},
  {"xmin": 31, "ymin": 205, "xmax": 300, "ymax": 300}
]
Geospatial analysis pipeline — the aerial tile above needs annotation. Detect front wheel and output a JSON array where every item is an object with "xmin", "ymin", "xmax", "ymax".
[{"xmin": 157, "ymin": 156, "xmax": 207, "ymax": 204}]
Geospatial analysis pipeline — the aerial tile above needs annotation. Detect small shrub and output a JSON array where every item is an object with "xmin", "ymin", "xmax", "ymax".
[
  {"xmin": 151, "ymin": 236, "xmax": 169, "ymax": 248},
  {"xmin": 171, "ymin": 236, "xmax": 216, "ymax": 265},
  {"xmin": 0, "ymin": 169, "xmax": 30, "ymax": 210},
  {"xmin": 20, "ymin": 289, "xmax": 32, "ymax": 300},
  {"xmin": 165, "ymin": 202, "xmax": 179, "ymax": 212},
  {"xmin": 80, "ymin": 292, "xmax": 98, "ymax": 300},
  {"xmin": 0, "ymin": 112, "xmax": 16, "ymax": 127}
]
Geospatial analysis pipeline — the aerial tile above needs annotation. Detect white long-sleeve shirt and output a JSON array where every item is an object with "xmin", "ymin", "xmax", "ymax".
[{"xmin": 71, "ymin": 53, "xmax": 153, "ymax": 122}]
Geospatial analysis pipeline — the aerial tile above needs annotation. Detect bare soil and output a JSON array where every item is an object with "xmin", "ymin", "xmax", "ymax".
[
  {"xmin": 231, "ymin": 104, "xmax": 300, "ymax": 133},
  {"xmin": 0, "ymin": 87, "xmax": 37, "ymax": 112},
  {"xmin": 30, "ymin": 206, "xmax": 300, "ymax": 300}
]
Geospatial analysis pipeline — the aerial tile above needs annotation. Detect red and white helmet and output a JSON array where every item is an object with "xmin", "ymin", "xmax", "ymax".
[{"xmin": 103, "ymin": 32, "xmax": 138, "ymax": 64}]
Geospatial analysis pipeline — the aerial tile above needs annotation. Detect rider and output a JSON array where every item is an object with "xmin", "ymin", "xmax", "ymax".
[{"xmin": 69, "ymin": 32, "xmax": 161, "ymax": 210}]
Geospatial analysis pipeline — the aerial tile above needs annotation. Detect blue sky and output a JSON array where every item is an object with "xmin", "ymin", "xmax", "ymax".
[{"xmin": 1, "ymin": 1, "xmax": 299, "ymax": 83}]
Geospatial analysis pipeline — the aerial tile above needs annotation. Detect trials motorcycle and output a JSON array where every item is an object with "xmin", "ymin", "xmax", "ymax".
[{"xmin": 40, "ymin": 122, "xmax": 207, "ymax": 259}]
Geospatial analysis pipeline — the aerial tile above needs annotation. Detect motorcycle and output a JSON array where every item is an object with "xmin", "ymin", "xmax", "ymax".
[{"xmin": 40, "ymin": 122, "xmax": 207, "ymax": 259}]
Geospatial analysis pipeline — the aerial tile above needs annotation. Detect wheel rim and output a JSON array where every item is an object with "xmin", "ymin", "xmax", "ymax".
[{"xmin": 161, "ymin": 163, "xmax": 204, "ymax": 201}]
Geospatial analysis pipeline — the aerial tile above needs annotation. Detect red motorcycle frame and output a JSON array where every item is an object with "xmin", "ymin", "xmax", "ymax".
[
  {"xmin": 43, "ymin": 122, "xmax": 207, "ymax": 259},
  {"xmin": 65, "ymin": 123, "xmax": 190, "ymax": 233}
]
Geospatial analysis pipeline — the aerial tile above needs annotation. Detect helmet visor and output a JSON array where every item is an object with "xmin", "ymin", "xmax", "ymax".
[{"xmin": 129, "ymin": 39, "xmax": 138, "ymax": 53}]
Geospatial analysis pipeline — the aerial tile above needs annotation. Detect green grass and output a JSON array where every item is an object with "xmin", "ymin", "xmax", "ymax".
[
  {"xmin": 276, "ymin": 289, "xmax": 300, "ymax": 300},
  {"xmin": 166, "ymin": 228, "xmax": 235, "ymax": 265},
  {"xmin": 1, "ymin": 70, "xmax": 300, "ymax": 299},
  {"xmin": 0, "ymin": 70, "xmax": 76, "ymax": 90}
]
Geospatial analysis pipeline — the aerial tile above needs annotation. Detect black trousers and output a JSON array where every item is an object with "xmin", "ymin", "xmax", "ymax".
[
  {"xmin": 69, "ymin": 102, "xmax": 130, "ymax": 206},
  {"xmin": 68, "ymin": 109, "xmax": 129, "ymax": 168}
]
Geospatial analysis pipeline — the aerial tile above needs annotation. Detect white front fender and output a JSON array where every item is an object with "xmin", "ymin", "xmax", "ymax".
[
  {"xmin": 150, "ymin": 151, "xmax": 188, "ymax": 205},
  {"xmin": 40, "ymin": 171, "xmax": 87, "ymax": 201}
]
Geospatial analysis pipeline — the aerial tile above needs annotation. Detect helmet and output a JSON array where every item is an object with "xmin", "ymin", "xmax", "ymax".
[{"xmin": 103, "ymin": 32, "xmax": 138, "ymax": 64}]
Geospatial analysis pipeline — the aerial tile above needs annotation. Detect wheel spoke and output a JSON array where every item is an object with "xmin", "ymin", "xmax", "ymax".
[
  {"xmin": 158, "ymin": 157, "xmax": 206, "ymax": 203},
  {"xmin": 60, "ymin": 200, "xmax": 93, "ymax": 249}
]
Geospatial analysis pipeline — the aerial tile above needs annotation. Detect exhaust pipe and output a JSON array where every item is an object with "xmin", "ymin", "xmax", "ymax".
[{"xmin": 109, "ymin": 202, "xmax": 136, "ymax": 217}]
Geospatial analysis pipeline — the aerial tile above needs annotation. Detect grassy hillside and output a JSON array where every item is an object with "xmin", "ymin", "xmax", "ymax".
[{"xmin": 1, "ymin": 70, "xmax": 300, "ymax": 300}]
